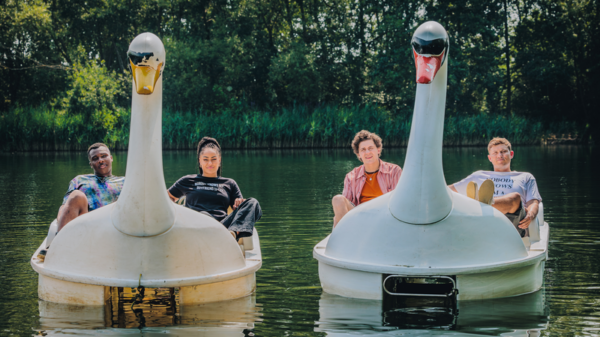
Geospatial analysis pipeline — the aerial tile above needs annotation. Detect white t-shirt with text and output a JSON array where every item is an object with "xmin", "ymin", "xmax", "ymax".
[{"xmin": 453, "ymin": 171, "xmax": 542, "ymax": 205}]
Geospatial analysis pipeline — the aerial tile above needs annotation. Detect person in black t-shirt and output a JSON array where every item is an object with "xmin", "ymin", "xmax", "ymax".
[{"xmin": 168, "ymin": 137, "xmax": 262, "ymax": 240}]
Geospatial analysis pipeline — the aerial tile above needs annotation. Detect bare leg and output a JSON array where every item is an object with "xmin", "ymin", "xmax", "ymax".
[
  {"xmin": 492, "ymin": 192, "xmax": 521, "ymax": 214},
  {"xmin": 57, "ymin": 190, "xmax": 89, "ymax": 232},
  {"xmin": 332, "ymin": 195, "xmax": 355, "ymax": 227}
]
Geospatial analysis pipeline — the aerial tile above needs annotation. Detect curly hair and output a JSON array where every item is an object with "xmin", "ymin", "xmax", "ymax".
[
  {"xmin": 351, "ymin": 130, "xmax": 383, "ymax": 158},
  {"xmin": 197, "ymin": 137, "xmax": 222, "ymax": 176},
  {"xmin": 487, "ymin": 137, "xmax": 512, "ymax": 153}
]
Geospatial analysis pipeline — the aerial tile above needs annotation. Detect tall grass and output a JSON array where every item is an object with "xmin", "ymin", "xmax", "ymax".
[{"xmin": 0, "ymin": 105, "xmax": 582, "ymax": 151}]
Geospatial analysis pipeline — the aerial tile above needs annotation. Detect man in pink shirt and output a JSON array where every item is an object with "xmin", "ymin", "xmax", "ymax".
[{"xmin": 332, "ymin": 130, "xmax": 402, "ymax": 227}]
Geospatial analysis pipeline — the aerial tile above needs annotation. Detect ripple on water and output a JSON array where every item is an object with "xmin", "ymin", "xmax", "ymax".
[{"xmin": 1, "ymin": 147, "xmax": 599, "ymax": 336}]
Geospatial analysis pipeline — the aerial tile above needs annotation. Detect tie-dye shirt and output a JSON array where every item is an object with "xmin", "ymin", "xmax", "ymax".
[{"xmin": 62, "ymin": 174, "xmax": 125, "ymax": 211}]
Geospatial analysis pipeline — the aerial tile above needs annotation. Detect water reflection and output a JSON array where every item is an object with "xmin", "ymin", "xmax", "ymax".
[
  {"xmin": 38, "ymin": 294, "xmax": 261, "ymax": 336},
  {"xmin": 1, "ymin": 147, "xmax": 599, "ymax": 335},
  {"xmin": 316, "ymin": 291, "xmax": 548, "ymax": 336}
]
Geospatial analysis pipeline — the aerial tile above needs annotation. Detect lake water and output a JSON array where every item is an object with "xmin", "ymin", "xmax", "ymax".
[{"xmin": 0, "ymin": 146, "xmax": 597, "ymax": 336}]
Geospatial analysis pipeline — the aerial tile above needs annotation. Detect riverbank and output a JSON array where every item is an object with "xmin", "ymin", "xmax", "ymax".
[{"xmin": 0, "ymin": 105, "xmax": 584, "ymax": 151}]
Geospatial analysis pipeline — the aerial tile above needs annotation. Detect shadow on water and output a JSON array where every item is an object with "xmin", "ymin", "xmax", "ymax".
[
  {"xmin": 316, "ymin": 291, "xmax": 549, "ymax": 336},
  {"xmin": 2, "ymin": 146, "xmax": 600, "ymax": 336},
  {"xmin": 37, "ymin": 292, "xmax": 262, "ymax": 336}
]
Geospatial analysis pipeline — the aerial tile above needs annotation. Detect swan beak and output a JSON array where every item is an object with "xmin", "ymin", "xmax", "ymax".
[
  {"xmin": 129, "ymin": 60, "xmax": 163, "ymax": 95},
  {"xmin": 414, "ymin": 50, "xmax": 444, "ymax": 84}
]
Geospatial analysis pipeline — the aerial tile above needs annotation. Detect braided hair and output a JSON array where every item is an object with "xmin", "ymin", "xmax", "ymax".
[{"xmin": 197, "ymin": 137, "xmax": 222, "ymax": 176}]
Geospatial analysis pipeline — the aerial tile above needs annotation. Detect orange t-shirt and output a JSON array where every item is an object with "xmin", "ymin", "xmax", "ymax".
[{"xmin": 360, "ymin": 171, "xmax": 383, "ymax": 204}]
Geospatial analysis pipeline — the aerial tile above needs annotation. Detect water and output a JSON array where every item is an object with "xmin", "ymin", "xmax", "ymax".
[{"xmin": 0, "ymin": 146, "xmax": 597, "ymax": 336}]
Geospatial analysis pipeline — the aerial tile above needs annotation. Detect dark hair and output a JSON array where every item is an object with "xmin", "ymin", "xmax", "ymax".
[
  {"xmin": 87, "ymin": 143, "xmax": 110, "ymax": 160},
  {"xmin": 197, "ymin": 137, "xmax": 222, "ymax": 176},
  {"xmin": 351, "ymin": 130, "xmax": 383, "ymax": 157}
]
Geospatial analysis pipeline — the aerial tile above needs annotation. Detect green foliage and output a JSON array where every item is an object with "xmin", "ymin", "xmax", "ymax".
[
  {"xmin": 0, "ymin": 105, "xmax": 579, "ymax": 152},
  {"xmin": 58, "ymin": 49, "xmax": 129, "ymax": 115},
  {"xmin": 1, "ymin": 0, "xmax": 598, "ymax": 144},
  {"xmin": 0, "ymin": 105, "xmax": 132, "ymax": 151},
  {"xmin": 0, "ymin": 0, "xmax": 68, "ymax": 111},
  {"xmin": 268, "ymin": 43, "xmax": 322, "ymax": 105},
  {"xmin": 47, "ymin": 49, "xmax": 130, "ymax": 146}
]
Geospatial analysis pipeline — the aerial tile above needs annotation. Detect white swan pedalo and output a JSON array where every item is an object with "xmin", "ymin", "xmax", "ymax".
[
  {"xmin": 31, "ymin": 33, "xmax": 262, "ymax": 305},
  {"xmin": 313, "ymin": 21, "xmax": 548, "ymax": 301}
]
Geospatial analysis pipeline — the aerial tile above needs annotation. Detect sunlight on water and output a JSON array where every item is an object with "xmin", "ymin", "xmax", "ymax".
[{"xmin": 0, "ymin": 146, "xmax": 598, "ymax": 336}]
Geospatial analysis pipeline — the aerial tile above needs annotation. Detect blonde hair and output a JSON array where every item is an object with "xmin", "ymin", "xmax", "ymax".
[{"xmin": 487, "ymin": 137, "xmax": 512, "ymax": 152}]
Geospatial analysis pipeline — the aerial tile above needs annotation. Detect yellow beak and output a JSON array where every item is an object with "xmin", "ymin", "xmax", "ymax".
[{"xmin": 130, "ymin": 60, "xmax": 163, "ymax": 95}]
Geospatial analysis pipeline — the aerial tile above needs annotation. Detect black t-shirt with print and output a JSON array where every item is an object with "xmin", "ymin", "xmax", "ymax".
[{"xmin": 168, "ymin": 175, "xmax": 243, "ymax": 221}]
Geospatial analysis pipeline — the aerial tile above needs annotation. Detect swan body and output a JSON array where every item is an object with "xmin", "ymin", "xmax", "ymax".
[
  {"xmin": 313, "ymin": 22, "xmax": 548, "ymax": 301},
  {"xmin": 31, "ymin": 33, "xmax": 261, "ymax": 305}
]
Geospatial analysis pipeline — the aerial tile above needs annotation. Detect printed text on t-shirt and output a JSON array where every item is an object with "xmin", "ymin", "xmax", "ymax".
[
  {"xmin": 194, "ymin": 182, "xmax": 223, "ymax": 191},
  {"xmin": 490, "ymin": 177, "xmax": 513, "ymax": 195}
]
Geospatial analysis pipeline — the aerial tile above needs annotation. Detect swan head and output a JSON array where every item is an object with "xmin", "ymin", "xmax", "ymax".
[
  {"xmin": 127, "ymin": 33, "xmax": 165, "ymax": 95},
  {"xmin": 412, "ymin": 21, "xmax": 449, "ymax": 84}
]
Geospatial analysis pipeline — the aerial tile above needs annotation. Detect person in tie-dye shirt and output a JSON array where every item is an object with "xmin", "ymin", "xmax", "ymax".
[{"xmin": 57, "ymin": 143, "xmax": 125, "ymax": 232}]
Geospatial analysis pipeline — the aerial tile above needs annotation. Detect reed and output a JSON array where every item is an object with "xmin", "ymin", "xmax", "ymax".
[{"xmin": 0, "ymin": 105, "xmax": 582, "ymax": 152}]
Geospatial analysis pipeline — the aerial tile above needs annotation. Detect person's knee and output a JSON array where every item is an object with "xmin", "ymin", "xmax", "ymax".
[
  {"xmin": 65, "ymin": 190, "xmax": 88, "ymax": 206},
  {"xmin": 245, "ymin": 197, "xmax": 259, "ymax": 206},
  {"xmin": 243, "ymin": 198, "xmax": 262, "ymax": 220},
  {"xmin": 332, "ymin": 195, "xmax": 346, "ymax": 208},
  {"xmin": 242, "ymin": 198, "xmax": 260, "ymax": 211},
  {"xmin": 507, "ymin": 192, "xmax": 521, "ymax": 204}
]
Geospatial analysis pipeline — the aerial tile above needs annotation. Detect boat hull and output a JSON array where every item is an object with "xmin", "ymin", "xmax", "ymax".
[
  {"xmin": 318, "ymin": 259, "xmax": 545, "ymax": 301},
  {"xmin": 32, "ymin": 212, "xmax": 262, "ymax": 305},
  {"xmin": 315, "ymin": 217, "xmax": 549, "ymax": 301}
]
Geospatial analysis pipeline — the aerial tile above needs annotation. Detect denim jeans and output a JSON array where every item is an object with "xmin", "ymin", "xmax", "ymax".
[{"xmin": 220, "ymin": 198, "xmax": 262, "ymax": 238}]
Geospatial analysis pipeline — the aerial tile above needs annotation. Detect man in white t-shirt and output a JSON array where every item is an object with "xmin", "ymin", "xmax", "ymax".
[{"xmin": 449, "ymin": 138, "xmax": 541, "ymax": 237}]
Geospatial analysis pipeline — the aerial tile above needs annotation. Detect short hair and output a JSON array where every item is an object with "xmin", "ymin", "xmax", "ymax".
[
  {"xmin": 197, "ymin": 137, "xmax": 222, "ymax": 176},
  {"xmin": 487, "ymin": 137, "xmax": 512, "ymax": 152},
  {"xmin": 87, "ymin": 143, "xmax": 110, "ymax": 160},
  {"xmin": 351, "ymin": 130, "xmax": 383, "ymax": 156}
]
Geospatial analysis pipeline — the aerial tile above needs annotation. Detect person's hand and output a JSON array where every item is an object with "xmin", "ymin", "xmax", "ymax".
[
  {"xmin": 233, "ymin": 198, "xmax": 246, "ymax": 210},
  {"xmin": 518, "ymin": 211, "xmax": 535, "ymax": 229}
]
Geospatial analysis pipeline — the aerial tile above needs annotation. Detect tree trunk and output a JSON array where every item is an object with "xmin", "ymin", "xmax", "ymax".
[{"xmin": 504, "ymin": 0, "xmax": 511, "ymax": 114}]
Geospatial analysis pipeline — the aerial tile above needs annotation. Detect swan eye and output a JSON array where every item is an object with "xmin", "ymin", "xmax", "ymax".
[
  {"xmin": 411, "ymin": 37, "xmax": 447, "ymax": 56},
  {"xmin": 127, "ymin": 51, "xmax": 155, "ymax": 66}
]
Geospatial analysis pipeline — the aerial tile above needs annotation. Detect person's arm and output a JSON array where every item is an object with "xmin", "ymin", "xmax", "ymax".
[
  {"xmin": 519, "ymin": 199, "xmax": 540, "ymax": 229},
  {"xmin": 168, "ymin": 190, "xmax": 179, "ymax": 202},
  {"xmin": 448, "ymin": 172, "xmax": 476, "ymax": 194},
  {"xmin": 167, "ymin": 177, "xmax": 186, "ymax": 203},
  {"xmin": 519, "ymin": 174, "xmax": 542, "ymax": 228},
  {"xmin": 62, "ymin": 178, "xmax": 79, "ymax": 205},
  {"xmin": 230, "ymin": 180, "xmax": 245, "ymax": 210},
  {"xmin": 390, "ymin": 165, "xmax": 402, "ymax": 190},
  {"xmin": 342, "ymin": 173, "xmax": 355, "ymax": 205}
]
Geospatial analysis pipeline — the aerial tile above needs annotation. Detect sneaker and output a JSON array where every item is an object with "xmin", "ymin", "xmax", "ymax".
[
  {"xmin": 229, "ymin": 231, "xmax": 237, "ymax": 241},
  {"xmin": 37, "ymin": 249, "xmax": 47, "ymax": 263},
  {"xmin": 478, "ymin": 179, "xmax": 495, "ymax": 205},
  {"xmin": 466, "ymin": 181, "xmax": 478, "ymax": 200}
]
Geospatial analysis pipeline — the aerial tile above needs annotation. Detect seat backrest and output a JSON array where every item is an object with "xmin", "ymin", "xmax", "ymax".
[
  {"xmin": 528, "ymin": 202, "xmax": 544, "ymax": 243},
  {"xmin": 242, "ymin": 236, "xmax": 254, "ymax": 250}
]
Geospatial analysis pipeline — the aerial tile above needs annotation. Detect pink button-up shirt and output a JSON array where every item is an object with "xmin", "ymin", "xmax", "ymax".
[{"xmin": 342, "ymin": 159, "xmax": 402, "ymax": 206}]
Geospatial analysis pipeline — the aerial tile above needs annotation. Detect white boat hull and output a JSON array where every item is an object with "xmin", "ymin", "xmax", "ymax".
[
  {"xmin": 32, "ymin": 212, "xmax": 262, "ymax": 306},
  {"xmin": 314, "ymin": 207, "xmax": 549, "ymax": 301}
]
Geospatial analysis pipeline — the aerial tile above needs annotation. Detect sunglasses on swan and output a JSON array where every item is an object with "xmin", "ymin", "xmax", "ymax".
[{"xmin": 411, "ymin": 37, "xmax": 448, "ymax": 56}]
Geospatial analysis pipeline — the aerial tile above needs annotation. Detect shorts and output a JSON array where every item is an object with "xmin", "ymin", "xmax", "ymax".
[{"xmin": 504, "ymin": 203, "xmax": 528, "ymax": 238}]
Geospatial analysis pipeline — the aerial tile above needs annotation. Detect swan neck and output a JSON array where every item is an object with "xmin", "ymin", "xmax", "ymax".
[
  {"xmin": 112, "ymin": 77, "xmax": 175, "ymax": 236},
  {"xmin": 389, "ymin": 62, "xmax": 452, "ymax": 224}
]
